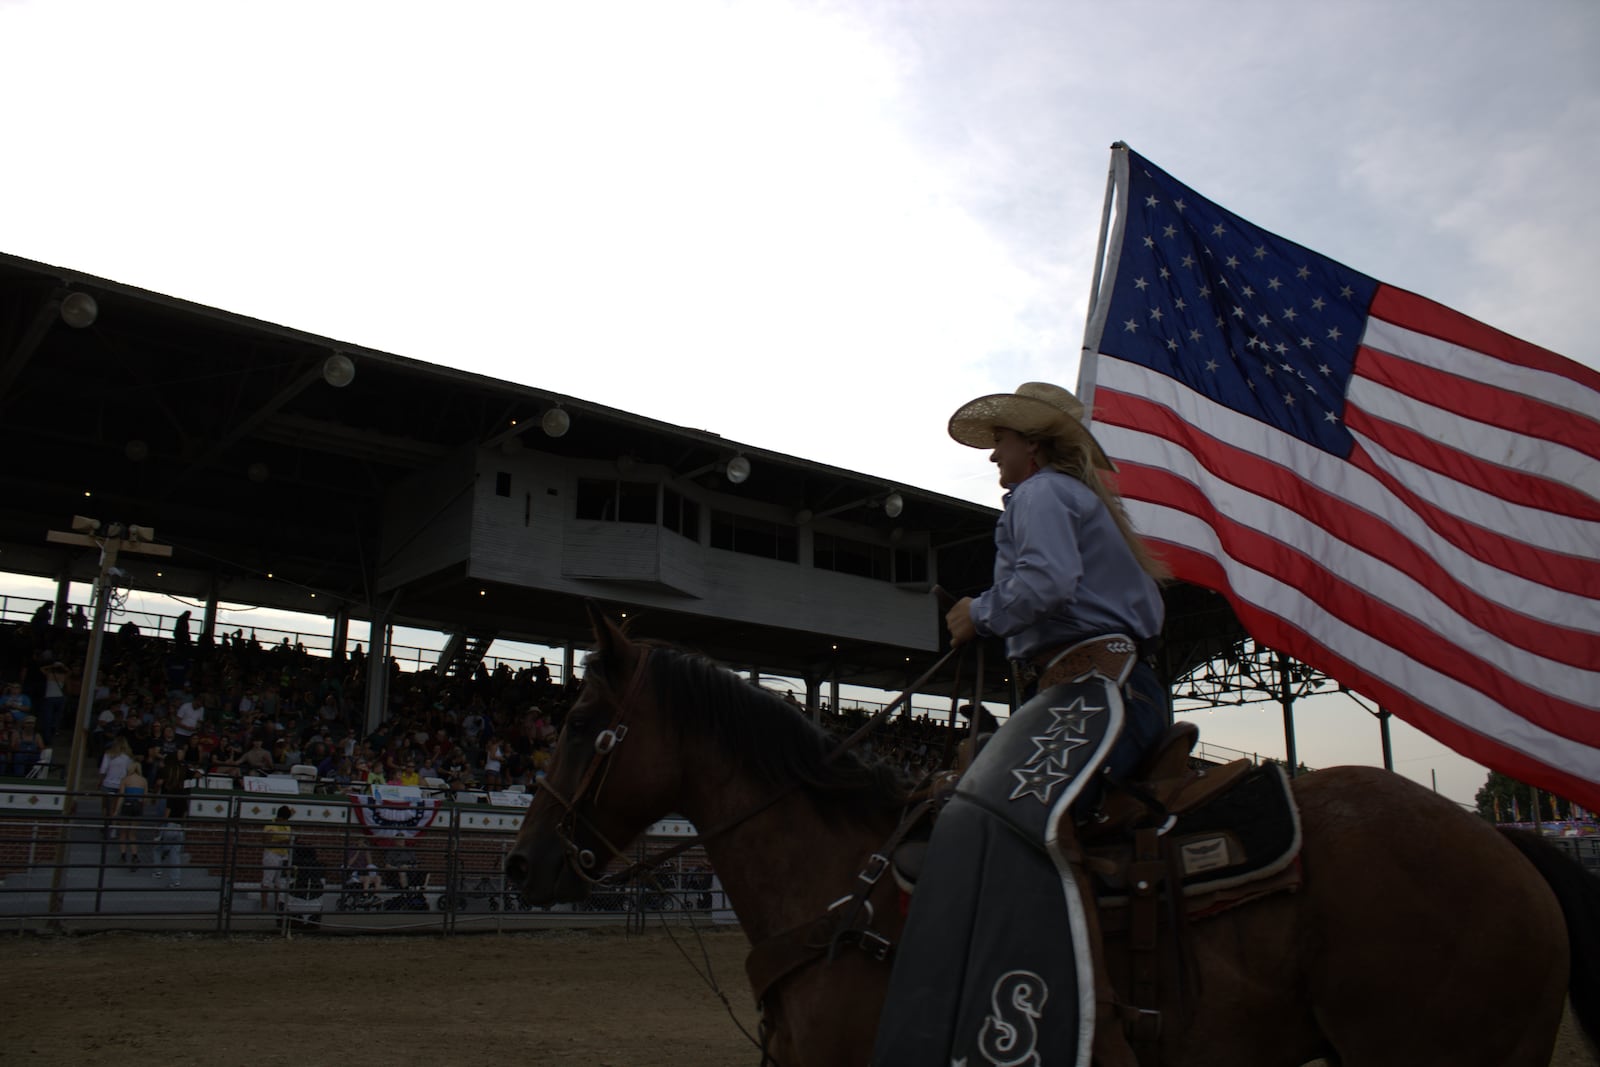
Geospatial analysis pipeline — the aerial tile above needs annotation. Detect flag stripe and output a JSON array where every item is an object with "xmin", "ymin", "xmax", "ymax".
[
  {"xmin": 1342, "ymin": 404, "xmax": 1600, "ymax": 522},
  {"xmin": 1159, "ymin": 541, "xmax": 1600, "ymax": 810},
  {"xmin": 1370, "ymin": 285, "xmax": 1600, "ymax": 394},
  {"xmin": 1112, "ymin": 459, "xmax": 1600, "ymax": 733},
  {"xmin": 1345, "ymin": 443, "xmax": 1600, "ymax": 593},
  {"xmin": 1351, "ymin": 353, "xmax": 1600, "ymax": 499},
  {"xmin": 1094, "ymin": 364, "xmax": 1600, "ymax": 625}
]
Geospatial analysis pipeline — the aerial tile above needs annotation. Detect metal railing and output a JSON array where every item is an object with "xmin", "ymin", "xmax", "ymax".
[{"xmin": 0, "ymin": 787, "xmax": 727, "ymax": 935}]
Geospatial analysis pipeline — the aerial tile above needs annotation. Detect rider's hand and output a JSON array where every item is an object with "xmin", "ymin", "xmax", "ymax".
[{"xmin": 945, "ymin": 597, "xmax": 977, "ymax": 647}]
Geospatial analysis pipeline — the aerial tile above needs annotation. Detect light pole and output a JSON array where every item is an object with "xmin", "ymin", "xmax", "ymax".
[{"xmin": 46, "ymin": 517, "xmax": 171, "ymax": 917}]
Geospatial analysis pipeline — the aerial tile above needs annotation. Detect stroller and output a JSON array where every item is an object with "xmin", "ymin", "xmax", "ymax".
[{"xmin": 381, "ymin": 848, "xmax": 430, "ymax": 911}]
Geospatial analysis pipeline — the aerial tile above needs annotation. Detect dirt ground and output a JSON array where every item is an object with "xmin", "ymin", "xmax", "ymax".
[{"xmin": 3, "ymin": 927, "xmax": 1596, "ymax": 1066}]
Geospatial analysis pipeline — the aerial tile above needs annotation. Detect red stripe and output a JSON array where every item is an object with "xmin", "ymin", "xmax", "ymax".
[
  {"xmin": 1344, "ymin": 444, "xmax": 1600, "ymax": 598},
  {"xmin": 1118, "ymin": 463, "xmax": 1600, "ymax": 746},
  {"xmin": 1371, "ymin": 285, "xmax": 1600, "ymax": 392},
  {"xmin": 1344, "ymin": 404, "xmax": 1600, "ymax": 522},
  {"xmin": 1163, "ymin": 544, "xmax": 1600, "ymax": 812},
  {"xmin": 1354, "ymin": 343, "xmax": 1600, "ymax": 462},
  {"xmin": 1096, "ymin": 388, "xmax": 1600, "ymax": 618}
]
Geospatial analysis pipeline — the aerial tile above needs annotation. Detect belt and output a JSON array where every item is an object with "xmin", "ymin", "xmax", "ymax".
[{"xmin": 1013, "ymin": 633, "xmax": 1159, "ymax": 690}]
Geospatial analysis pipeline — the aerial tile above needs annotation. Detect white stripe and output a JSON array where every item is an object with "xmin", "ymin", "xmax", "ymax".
[
  {"xmin": 1348, "ymin": 374, "xmax": 1600, "ymax": 503},
  {"xmin": 1353, "ymin": 428, "xmax": 1600, "ymax": 560},
  {"xmin": 1126, "ymin": 501, "xmax": 1600, "ymax": 781},
  {"xmin": 1363, "ymin": 315, "xmax": 1600, "ymax": 424},
  {"xmin": 1095, "ymin": 360, "xmax": 1600, "ymax": 624},
  {"xmin": 1102, "ymin": 422, "xmax": 1600, "ymax": 703}
]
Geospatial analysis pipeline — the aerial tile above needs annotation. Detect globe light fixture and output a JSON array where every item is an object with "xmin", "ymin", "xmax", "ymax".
[
  {"xmin": 883, "ymin": 491, "xmax": 904, "ymax": 518},
  {"xmin": 60, "ymin": 291, "xmax": 98, "ymax": 329},
  {"xmin": 322, "ymin": 353, "xmax": 356, "ymax": 388},
  {"xmin": 541, "ymin": 406, "xmax": 571, "ymax": 437},
  {"xmin": 725, "ymin": 455, "xmax": 751, "ymax": 484}
]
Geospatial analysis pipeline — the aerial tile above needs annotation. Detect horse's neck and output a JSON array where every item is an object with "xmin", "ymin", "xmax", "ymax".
[{"xmin": 679, "ymin": 757, "xmax": 891, "ymax": 944}]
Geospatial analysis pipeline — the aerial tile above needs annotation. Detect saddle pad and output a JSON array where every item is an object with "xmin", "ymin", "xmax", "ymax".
[{"xmin": 1092, "ymin": 762, "xmax": 1301, "ymax": 907}]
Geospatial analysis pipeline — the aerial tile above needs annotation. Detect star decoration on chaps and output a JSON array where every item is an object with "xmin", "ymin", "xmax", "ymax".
[{"xmin": 1008, "ymin": 698, "xmax": 1104, "ymax": 805}]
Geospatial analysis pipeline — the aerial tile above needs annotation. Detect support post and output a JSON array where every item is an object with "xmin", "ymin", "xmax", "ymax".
[
  {"xmin": 1277, "ymin": 651, "xmax": 1298, "ymax": 776},
  {"xmin": 1378, "ymin": 707, "xmax": 1394, "ymax": 771}
]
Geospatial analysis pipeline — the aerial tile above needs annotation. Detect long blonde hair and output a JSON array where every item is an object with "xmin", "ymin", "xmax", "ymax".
[{"xmin": 1033, "ymin": 434, "xmax": 1171, "ymax": 582}]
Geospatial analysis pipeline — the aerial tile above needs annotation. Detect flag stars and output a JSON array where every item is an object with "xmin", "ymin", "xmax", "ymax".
[
  {"xmin": 1318, "ymin": 363, "xmax": 1332, "ymax": 376},
  {"xmin": 1323, "ymin": 410, "xmax": 1340, "ymax": 423},
  {"xmin": 1145, "ymin": 194, "xmax": 1160, "ymax": 208},
  {"xmin": 1225, "ymin": 254, "xmax": 1241, "ymax": 269},
  {"xmin": 1174, "ymin": 297, "xmax": 1187, "ymax": 311},
  {"xmin": 1174, "ymin": 197, "xmax": 1187, "ymax": 212},
  {"xmin": 1267, "ymin": 277, "xmax": 1283, "ymax": 291},
  {"xmin": 1149, "ymin": 307, "xmax": 1164, "ymax": 322},
  {"xmin": 1274, "ymin": 342, "xmax": 1289, "ymax": 355},
  {"xmin": 1231, "ymin": 306, "xmax": 1246, "ymax": 318},
  {"xmin": 1143, "ymin": 235, "xmax": 1156, "ymax": 248},
  {"xmin": 1163, "ymin": 224, "xmax": 1178, "ymax": 238},
  {"xmin": 1283, "ymin": 392, "xmax": 1295, "ymax": 406},
  {"xmin": 1204, "ymin": 358, "xmax": 1219, "ymax": 372},
  {"xmin": 1190, "ymin": 329, "xmax": 1205, "ymax": 342},
  {"xmin": 1133, "ymin": 276, "xmax": 1150, "ymax": 291},
  {"xmin": 1181, "ymin": 254, "xmax": 1197, "ymax": 269},
  {"xmin": 1283, "ymin": 307, "xmax": 1298, "ymax": 322},
  {"xmin": 1310, "ymin": 296, "xmax": 1327, "ymax": 311},
  {"xmin": 1299, "ymin": 337, "xmax": 1315, "ymax": 349},
  {"xmin": 1198, "ymin": 284, "xmax": 1212, "ymax": 298},
  {"xmin": 1253, "ymin": 245, "xmax": 1269, "ymax": 260},
  {"xmin": 1123, "ymin": 318, "xmax": 1140, "ymax": 333},
  {"xmin": 1257, "ymin": 313, "xmax": 1272, "ymax": 327},
  {"xmin": 1166, "ymin": 338, "xmax": 1179, "ymax": 352},
  {"xmin": 1212, "ymin": 223, "xmax": 1227, "ymax": 237},
  {"xmin": 1327, "ymin": 326, "xmax": 1343, "ymax": 341},
  {"xmin": 1242, "ymin": 285, "xmax": 1256, "ymax": 298},
  {"xmin": 1339, "ymin": 285, "xmax": 1354, "ymax": 299},
  {"xmin": 1159, "ymin": 267, "xmax": 1171, "ymax": 280},
  {"xmin": 1296, "ymin": 266, "xmax": 1311, "ymax": 279}
]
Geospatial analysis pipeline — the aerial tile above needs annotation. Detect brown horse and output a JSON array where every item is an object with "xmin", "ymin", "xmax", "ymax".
[{"xmin": 507, "ymin": 611, "xmax": 1600, "ymax": 1066}]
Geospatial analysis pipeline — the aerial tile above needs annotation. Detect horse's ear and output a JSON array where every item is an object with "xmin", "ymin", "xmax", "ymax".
[{"xmin": 585, "ymin": 600, "xmax": 635, "ymax": 675}]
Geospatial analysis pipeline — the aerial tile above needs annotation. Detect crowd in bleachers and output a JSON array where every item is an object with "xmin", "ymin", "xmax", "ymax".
[{"xmin": 2, "ymin": 601, "xmax": 974, "ymax": 800}]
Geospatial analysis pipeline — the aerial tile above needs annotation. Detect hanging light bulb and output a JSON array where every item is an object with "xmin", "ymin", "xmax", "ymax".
[
  {"xmin": 542, "ymin": 406, "xmax": 571, "ymax": 437},
  {"xmin": 322, "ymin": 353, "xmax": 356, "ymax": 387},
  {"xmin": 60, "ymin": 291, "xmax": 98, "ymax": 328},
  {"xmin": 725, "ymin": 455, "xmax": 751, "ymax": 484}
]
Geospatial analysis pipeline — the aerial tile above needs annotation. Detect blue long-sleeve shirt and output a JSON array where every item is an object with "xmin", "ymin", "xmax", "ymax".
[{"xmin": 970, "ymin": 469, "xmax": 1164, "ymax": 662}]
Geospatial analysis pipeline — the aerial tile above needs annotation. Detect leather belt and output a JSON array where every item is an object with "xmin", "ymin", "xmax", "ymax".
[{"xmin": 1013, "ymin": 633, "xmax": 1157, "ymax": 690}]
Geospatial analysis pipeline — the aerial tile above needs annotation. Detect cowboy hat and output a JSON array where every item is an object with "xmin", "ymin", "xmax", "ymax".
[{"xmin": 947, "ymin": 381, "xmax": 1114, "ymax": 470}]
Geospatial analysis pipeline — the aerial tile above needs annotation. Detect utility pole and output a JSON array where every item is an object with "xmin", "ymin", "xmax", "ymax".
[{"xmin": 46, "ymin": 516, "xmax": 172, "ymax": 918}]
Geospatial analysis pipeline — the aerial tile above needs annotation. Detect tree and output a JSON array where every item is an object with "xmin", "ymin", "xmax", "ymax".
[{"xmin": 1474, "ymin": 771, "xmax": 1576, "ymax": 823}]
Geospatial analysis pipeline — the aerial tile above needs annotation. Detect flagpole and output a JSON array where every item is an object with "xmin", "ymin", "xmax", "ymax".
[{"xmin": 1077, "ymin": 142, "xmax": 1132, "ymax": 421}]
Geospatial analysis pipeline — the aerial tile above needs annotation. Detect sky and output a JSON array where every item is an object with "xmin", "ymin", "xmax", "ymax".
[{"xmin": 3, "ymin": 0, "xmax": 1597, "ymax": 807}]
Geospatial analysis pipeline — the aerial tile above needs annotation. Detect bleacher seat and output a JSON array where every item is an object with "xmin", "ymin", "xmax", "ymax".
[{"xmin": 25, "ymin": 748, "xmax": 53, "ymax": 780}]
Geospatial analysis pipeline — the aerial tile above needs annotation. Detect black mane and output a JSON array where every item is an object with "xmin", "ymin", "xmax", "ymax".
[{"xmin": 621, "ymin": 643, "xmax": 914, "ymax": 817}]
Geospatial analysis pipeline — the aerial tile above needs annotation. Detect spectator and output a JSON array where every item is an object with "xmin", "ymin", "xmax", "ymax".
[
  {"xmin": 173, "ymin": 611, "xmax": 192, "ymax": 646},
  {"xmin": 240, "ymin": 737, "xmax": 273, "ymax": 776},
  {"xmin": 70, "ymin": 605, "xmax": 89, "ymax": 630},
  {"xmin": 2, "ymin": 682, "xmax": 32, "ymax": 725},
  {"xmin": 99, "ymin": 736, "xmax": 135, "ymax": 823},
  {"xmin": 261, "ymin": 805, "xmax": 293, "ymax": 911},
  {"xmin": 39, "ymin": 659, "xmax": 69, "ymax": 743},
  {"xmin": 174, "ymin": 694, "xmax": 205, "ymax": 742},
  {"xmin": 115, "ymin": 762, "xmax": 149, "ymax": 867},
  {"xmin": 9, "ymin": 715, "xmax": 44, "ymax": 776},
  {"xmin": 152, "ymin": 806, "xmax": 186, "ymax": 886}
]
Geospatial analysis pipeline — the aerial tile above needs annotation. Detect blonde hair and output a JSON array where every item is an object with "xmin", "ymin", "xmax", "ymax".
[{"xmin": 1032, "ymin": 434, "xmax": 1171, "ymax": 582}]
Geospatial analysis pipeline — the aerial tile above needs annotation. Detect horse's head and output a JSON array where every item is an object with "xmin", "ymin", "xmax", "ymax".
[{"xmin": 504, "ymin": 603, "xmax": 684, "ymax": 904}]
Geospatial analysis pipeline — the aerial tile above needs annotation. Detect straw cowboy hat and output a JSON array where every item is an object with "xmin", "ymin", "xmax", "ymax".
[{"xmin": 947, "ymin": 381, "xmax": 1115, "ymax": 470}]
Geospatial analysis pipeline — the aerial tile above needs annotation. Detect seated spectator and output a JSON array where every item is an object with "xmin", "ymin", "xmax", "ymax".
[
  {"xmin": 240, "ymin": 736, "xmax": 273, "ymax": 776},
  {"xmin": 2, "ymin": 682, "xmax": 32, "ymax": 725},
  {"xmin": 7, "ymin": 715, "xmax": 46, "ymax": 776}
]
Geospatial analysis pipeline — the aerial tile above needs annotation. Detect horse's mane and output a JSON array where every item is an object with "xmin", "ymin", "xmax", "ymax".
[{"xmin": 610, "ymin": 642, "xmax": 915, "ymax": 818}]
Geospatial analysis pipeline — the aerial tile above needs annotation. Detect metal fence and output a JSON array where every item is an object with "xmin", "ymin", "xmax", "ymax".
[{"xmin": 0, "ymin": 786, "xmax": 728, "ymax": 936}]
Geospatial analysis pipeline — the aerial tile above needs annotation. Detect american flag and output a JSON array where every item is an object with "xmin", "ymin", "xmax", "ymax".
[{"xmin": 1081, "ymin": 145, "xmax": 1600, "ymax": 810}]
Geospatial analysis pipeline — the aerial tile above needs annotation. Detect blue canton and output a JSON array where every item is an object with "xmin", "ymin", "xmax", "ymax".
[{"xmin": 1098, "ymin": 149, "xmax": 1380, "ymax": 457}]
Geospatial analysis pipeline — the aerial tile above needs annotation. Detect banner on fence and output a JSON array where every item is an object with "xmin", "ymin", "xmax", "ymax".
[{"xmin": 348, "ymin": 786, "xmax": 440, "ymax": 844}]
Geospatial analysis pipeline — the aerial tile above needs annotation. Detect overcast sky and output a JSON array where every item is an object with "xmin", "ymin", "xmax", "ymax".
[{"xmin": 4, "ymin": 0, "xmax": 1595, "ymax": 806}]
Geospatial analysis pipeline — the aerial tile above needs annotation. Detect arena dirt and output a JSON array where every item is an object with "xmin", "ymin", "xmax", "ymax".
[{"xmin": 3, "ymin": 927, "xmax": 1594, "ymax": 1066}]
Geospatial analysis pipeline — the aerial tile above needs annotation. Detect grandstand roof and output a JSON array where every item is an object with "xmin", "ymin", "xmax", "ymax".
[{"xmin": 0, "ymin": 251, "xmax": 1242, "ymax": 695}]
